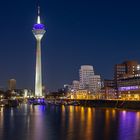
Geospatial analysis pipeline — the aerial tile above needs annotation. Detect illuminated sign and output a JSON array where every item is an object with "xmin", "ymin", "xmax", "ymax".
[{"xmin": 119, "ymin": 86, "xmax": 139, "ymax": 91}]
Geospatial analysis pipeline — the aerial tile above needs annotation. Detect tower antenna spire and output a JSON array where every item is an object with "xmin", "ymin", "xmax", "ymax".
[
  {"xmin": 38, "ymin": 4, "xmax": 40, "ymax": 16},
  {"xmin": 37, "ymin": 1, "xmax": 41, "ymax": 24}
]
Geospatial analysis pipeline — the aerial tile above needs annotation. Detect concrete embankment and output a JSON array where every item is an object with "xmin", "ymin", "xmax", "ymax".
[
  {"xmin": 75, "ymin": 100, "xmax": 140, "ymax": 110},
  {"xmin": 46, "ymin": 99, "xmax": 140, "ymax": 110}
]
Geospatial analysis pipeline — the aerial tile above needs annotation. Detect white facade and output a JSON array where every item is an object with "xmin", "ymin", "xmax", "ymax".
[
  {"xmin": 72, "ymin": 80, "xmax": 80, "ymax": 91},
  {"xmin": 79, "ymin": 65, "xmax": 101, "ymax": 93},
  {"xmin": 89, "ymin": 75, "xmax": 101, "ymax": 92},
  {"xmin": 79, "ymin": 65, "xmax": 94, "ymax": 89}
]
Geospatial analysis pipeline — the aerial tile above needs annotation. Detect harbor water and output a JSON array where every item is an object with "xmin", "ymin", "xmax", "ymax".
[{"xmin": 0, "ymin": 105, "xmax": 140, "ymax": 140}]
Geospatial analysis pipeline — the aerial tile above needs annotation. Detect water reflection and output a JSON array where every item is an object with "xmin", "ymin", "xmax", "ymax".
[
  {"xmin": 118, "ymin": 110, "xmax": 140, "ymax": 140},
  {"xmin": 112, "ymin": 109, "xmax": 116, "ymax": 119},
  {"xmin": 104, "ymin": 109, "xmax": 110, "ymax": 139},
  {"xmin": 0, "ymin": 105, "xmax": 140, "ymax": 140},
  {"xmin": 0, "ymin": 108, "xmax": 4, "ymax": 139},
  {"xmin": 85, "ymin": 107, "xmax": 93, "ymax": 140}
]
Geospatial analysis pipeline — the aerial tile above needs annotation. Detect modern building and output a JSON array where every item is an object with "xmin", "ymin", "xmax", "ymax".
[
  {"xmin": 89, "ymin": 75, "xmax": 101, "ymax": 93},
  {"xmin": 102, "ymin": 79, "xmax": 116, "ymax": 99},
  {"xmin": 114, "ymin": 60, "xmax": 140, "ymax": 84},
  {"xmin": 79, "ymin": 65, "xmax": 94, "ymax": 89},
  {"xmin": 104, "ymin": 79, "xmax": 115, "ymax": 88},
  {"xmin": 114, "ymin": 60, "xmax": 140, "ymax": 99},
  {"xmin": 79, "ymin": 65, "xmax": 101, "ymax": 93},
  {"xmin": 8, "ymin": 79, "xmax": 16, "ymax": 91},
  {"xmin": 32, "ymin": 6, "xmax": 46, "ymax": 97},
  {"xmin": 72, "ymin": 80, "xmax": 80, "ymax": 91}
]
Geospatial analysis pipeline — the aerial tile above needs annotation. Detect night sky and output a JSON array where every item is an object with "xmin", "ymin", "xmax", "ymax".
[{"xmin": 0, "ymin": 0, "xmax": 140, "ymax": 91}]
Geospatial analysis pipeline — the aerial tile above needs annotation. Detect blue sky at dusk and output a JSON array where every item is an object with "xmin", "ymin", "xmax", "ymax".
[{"xmin": 0, "ymin": 0, "xmax": 140, "ymax": 90}]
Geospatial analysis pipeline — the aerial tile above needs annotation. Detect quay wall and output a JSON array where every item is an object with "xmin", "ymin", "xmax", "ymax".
[
  {"xmin": 76, "ymin": 100, "xmax": 140, "ymax": 110},
  {"xmin": 59, "ymin": 99, "xmax": 140, "ymax": 110}
]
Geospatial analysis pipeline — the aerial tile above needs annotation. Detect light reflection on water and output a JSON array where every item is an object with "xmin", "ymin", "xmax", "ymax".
[
  {"xmin": 0, "ymin": 105, "xmax": 140, "ymax": 140},
  {"xmin": 118, "ymin": 110, "xmax": 140, "ymax": 140}
]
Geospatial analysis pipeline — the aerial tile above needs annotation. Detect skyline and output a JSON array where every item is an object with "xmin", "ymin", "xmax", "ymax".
[{"xmin": 0, "ymin": 0, "xmax": 140, "ymax": 90}]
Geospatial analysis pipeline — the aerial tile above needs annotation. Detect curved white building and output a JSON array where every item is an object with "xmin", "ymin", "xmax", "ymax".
[{"xmin": 79, "ymin": 65, "xmax": 101, "ymax": 92}]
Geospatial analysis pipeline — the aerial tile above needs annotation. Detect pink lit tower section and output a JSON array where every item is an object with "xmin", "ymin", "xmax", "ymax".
[{"xmin": 32, "ymin": 6, "xmax": 46, "ymax": 97}]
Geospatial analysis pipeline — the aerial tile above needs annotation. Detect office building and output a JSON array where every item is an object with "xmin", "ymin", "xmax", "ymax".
[
  {"xmin": 79, "ymin": 65, "xmax": 94, "ymax": 89},
  {"xmin": 114, "ymin": 60, "xmax": 140, "ymax": 99},
  {"xmin": 72, "ymin": 80, "xmax": 80, "ymax": 91},
  {"xmin": 79, "ymin": 65, "xmax": 101, "ymax": 92},
  {"xmin": 8, "ymin": 79, "xmax": 16, "ymax": 90}
]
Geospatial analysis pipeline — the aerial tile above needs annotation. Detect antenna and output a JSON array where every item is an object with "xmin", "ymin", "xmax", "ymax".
[
  {"xmin": 37, "ymin": 0, "xmax": 40, "ymax": 16},
  {"xmin": 37, "ymin": 0, "xmax": 41, "ymax": 24},
  {"xmin": 38, "ymin": 5, "xmax": 40, "ymax": 16}
]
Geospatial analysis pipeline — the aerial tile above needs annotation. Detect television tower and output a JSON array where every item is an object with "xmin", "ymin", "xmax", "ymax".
[{"xmin": 32, "ymin": 5, "xmax": 46, "ymax": 97}]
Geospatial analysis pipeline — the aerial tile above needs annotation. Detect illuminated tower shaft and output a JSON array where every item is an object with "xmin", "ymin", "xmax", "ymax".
[
  {"xmin": 35, "ymin": 39, "xmax": 42, "ymax": 97},
  {"xmin": 32, "ymin": 6, "xmax": 46, "ymax": 97}
]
